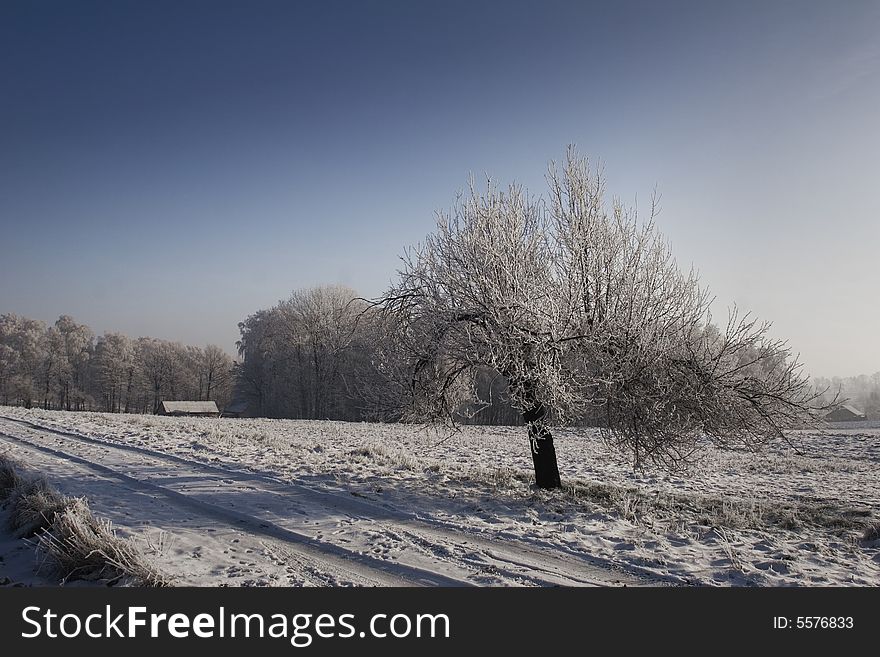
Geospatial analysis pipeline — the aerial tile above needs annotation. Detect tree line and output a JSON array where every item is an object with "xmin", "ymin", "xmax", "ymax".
[
  {"xmin": 234, "ymin": 284, "xmax": 528, "ymax": 423},
  {"xmin": 0, "ymin": 294, "xmax": 526, "ymax": 423},
  {"xmin": 0, "ymin": 314, "xmax": 234, "ymax": 413}
]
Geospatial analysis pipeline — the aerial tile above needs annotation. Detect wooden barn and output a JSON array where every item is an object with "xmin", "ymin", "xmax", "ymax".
[
  {"xmin": 159, "ymin": 401, "xmax": 220, "ymax": 417},
  {"xmin": 823, "ymin": 404, "xmax": 867, "ymax": 422}
]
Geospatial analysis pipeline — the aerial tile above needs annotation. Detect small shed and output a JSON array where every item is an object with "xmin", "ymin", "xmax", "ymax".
[
  {"xmin": 824, "ymin": 404, "xmax": 867, "ymax": 422},
  {"xmin": 159, "ymin": 401, "xmax": 220, "ymax": 417}
]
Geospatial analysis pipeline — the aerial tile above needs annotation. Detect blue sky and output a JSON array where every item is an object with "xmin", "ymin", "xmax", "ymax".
[{"xmin": 2, "ymin": 1, "xmax": 879, "ymax": 377}]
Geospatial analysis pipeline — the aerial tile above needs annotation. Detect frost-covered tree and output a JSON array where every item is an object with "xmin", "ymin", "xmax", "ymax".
[
  {"xmin": 199, "ymin": 344, "xmax": 234, "ymax": 406},
  {"xmin": 236, "ymin": 285, "xmax": 380, "ymax": 420},
  {"xmin": 377, "ymin": 149, "xmax": 825, "ymax": 488},
  {"xmin": 279, "ymin": 285, "xmax": 369, "ymax": 418},
  {"xmin": 236, "ymin": 309, "xmax": 276, "ymax": 416},
  {"xmin": 54, "ymin": 315, "xmax": 94, "ymax": 411},
  {"xmin": 38, "ymin": 326, "xmax": 65, "ymax": 410},
  {"xmin": 0, "ymin": 314, "xmax": 48, "ymax": 408},
  {"xmin": 92, "ymin": 333, "xmax": 135, "ymax": 413}
]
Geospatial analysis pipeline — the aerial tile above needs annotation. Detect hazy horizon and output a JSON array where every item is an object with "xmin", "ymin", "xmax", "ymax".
[{"xmin": 2, "ymin": 1, "xmax": 879, "ymax": 379}]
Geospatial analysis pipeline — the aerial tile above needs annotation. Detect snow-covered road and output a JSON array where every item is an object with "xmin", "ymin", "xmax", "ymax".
[{"xmin": 0, "ymin": 415, "xmax": 644, "ymax": 587}]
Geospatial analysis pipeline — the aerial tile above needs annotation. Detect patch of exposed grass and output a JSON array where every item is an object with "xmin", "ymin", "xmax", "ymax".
[
  {"xmin": 346, "ymin": 442, "xmax": 434, "ymax": 473},
  {"xmin": 467, "ymin": 466, "xmax": 524, "ymax": 489},
  {"xmin": 561, "ymin": 477, "xmax": 874, "ymax": 535}
]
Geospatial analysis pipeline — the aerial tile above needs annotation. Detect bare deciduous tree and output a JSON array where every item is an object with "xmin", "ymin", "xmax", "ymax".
[
  {"xmin": 377, "ymin": 148, "xmax": 827, "ymax": 488},
  {"xmin": 93, "ymin": 332, "xmax": 133, "ymax": 413},
  {"xmin": 54, "ymin": 315, "xmax": 94, "ymax": 411},
  {"xmin": 200, "ymin": 344, "xmax": 234, "ymax": 406}
]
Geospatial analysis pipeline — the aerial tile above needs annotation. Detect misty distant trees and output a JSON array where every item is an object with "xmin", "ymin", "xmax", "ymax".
[
  {"xmin": 376, "ymin": 149, "xmax": 824, "ymax": 486},
  {"xmin": 234, "ymin": 285, "xmax": 525, "ymax": 423},
  {"xmin": 235, "ymin": 285, "xmax": 377, "ymax": 419},
  {"xmin": 0, "ymin": 314, "xmax": 234, "ymax": 413},
  {"xmin": 813, "ymin": 373, "xmax": 880, "ymax": 420}
]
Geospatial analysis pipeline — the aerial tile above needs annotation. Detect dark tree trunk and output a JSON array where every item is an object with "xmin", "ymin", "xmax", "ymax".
[
  {"xmin": 124, "ymin": 369, "xmax": 133, "ymax": 414},
  {"xmin": 523, "ymin": 403, "xmax": 562, "ymax": 489}
]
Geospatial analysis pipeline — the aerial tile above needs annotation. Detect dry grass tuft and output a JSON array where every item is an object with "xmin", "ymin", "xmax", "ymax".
[
  {"xmin": 9, "ymin": 477, "xmax": 70, "ymax": 538},
  {"xmin": 0, "ymin": 453, "xmax": 171, "ymax": 586},
  {"xmin": 0, "ymin": 454, "xmax": 23, "ymax": 499},
  {"xmin": 862, "ymin": 521, "xmax": 880, "ymax": 543},
  {"xmin": 36, "ymin": 498, "xmax": 170, "ymax": 586},
  {"xmin": 347, "ymin": 442, "xmax": 432, "ymax": 472}
]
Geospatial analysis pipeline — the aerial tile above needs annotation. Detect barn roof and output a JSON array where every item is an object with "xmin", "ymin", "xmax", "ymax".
[
  {"xmin": 161, "ymin": 401, "xmax": 219, "ymax": 414},
  {"xmin": 824, "ymin": 403, "xmax": 866, "ymax": 418},
  {"xmin": 838, "ymin": 404, "xmax": 866, "ymax": 417}
]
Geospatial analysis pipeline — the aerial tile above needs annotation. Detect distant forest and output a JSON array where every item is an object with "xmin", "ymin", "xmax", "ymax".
[
  {"xmin": 0, "ymin": 314, "xmax": 234, "ymax": 414},
  {"xmin": 0, "ymin": 286, "xmax": 523, "ymax": 424},
  {"xmin": 5, "ymin": 285, "xmax": 870, "ymax": 424},
  {"xmin": 235, "ymin": 285, "xmax": 523, "ymax": 424}
]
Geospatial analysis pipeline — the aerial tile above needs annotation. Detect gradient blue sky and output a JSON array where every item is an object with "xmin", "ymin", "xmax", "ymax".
[{"xmin": 2, "ymin": 1, "xmax": 879, "ymax": 377}]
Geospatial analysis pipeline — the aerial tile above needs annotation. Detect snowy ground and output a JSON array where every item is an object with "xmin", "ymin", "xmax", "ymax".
[{"xmin": 0, "ymin": 405, "xmax": 877, "ymax": 587}]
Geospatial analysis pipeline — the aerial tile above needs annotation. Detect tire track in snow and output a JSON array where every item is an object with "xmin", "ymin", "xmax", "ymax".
[
  {"xmin": 0, "ymin": 426, "xmax": 470, "ymax": 587},
  {"xmin": 0, "ymin": 415, "xmax": 652, "ymax": 586}
]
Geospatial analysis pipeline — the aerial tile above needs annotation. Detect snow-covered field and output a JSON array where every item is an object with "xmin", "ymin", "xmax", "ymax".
[{"xmin": 0, "ymin": 405, "xmax": 877, "ymax": 586}]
